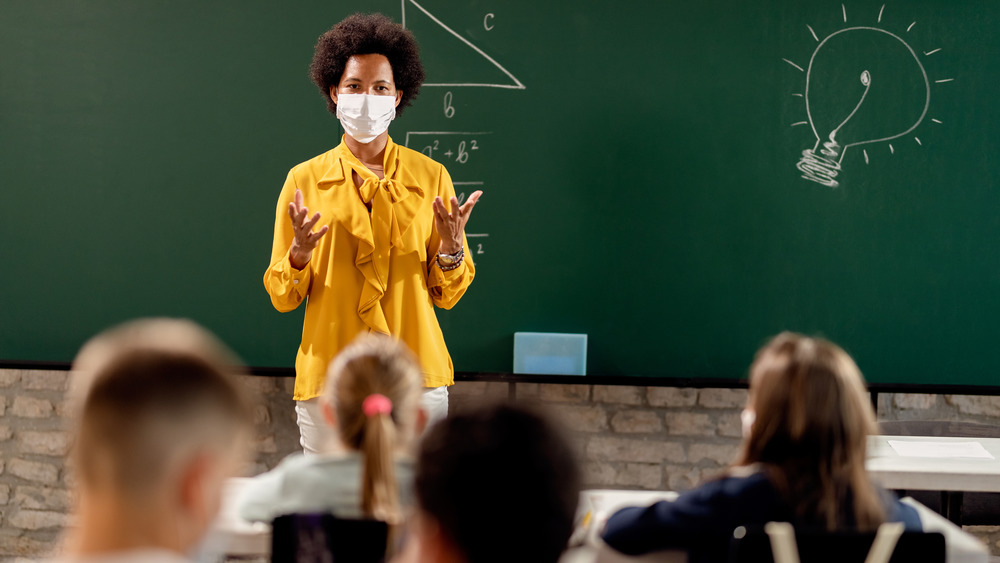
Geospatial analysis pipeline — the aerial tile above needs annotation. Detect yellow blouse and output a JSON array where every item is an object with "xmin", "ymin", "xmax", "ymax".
[{"xmin": 264, "ymin": 136, "xmax": 475, "ymax": 400}]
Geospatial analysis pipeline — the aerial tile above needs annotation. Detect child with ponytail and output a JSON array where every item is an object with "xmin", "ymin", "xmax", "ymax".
[{"xmin": 238, "ymin": 335, "xmax": 425, "ymax": 523}]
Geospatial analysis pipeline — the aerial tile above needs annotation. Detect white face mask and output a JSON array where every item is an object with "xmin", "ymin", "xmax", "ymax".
[
  {"xmin": 336, "ymin": 93, "xmax": 396, "ymax": 144},
  {"xmin": 741, "ymin": 408, "xmax": 756, "ymax": 439}
]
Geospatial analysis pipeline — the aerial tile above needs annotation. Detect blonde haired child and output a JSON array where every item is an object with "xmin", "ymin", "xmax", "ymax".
[{"xmin": 239, "ymin": 335, "xmax": 425, "ymax": 523}]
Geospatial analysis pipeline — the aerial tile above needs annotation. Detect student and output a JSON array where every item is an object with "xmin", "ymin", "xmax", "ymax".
[
  {"xmin": 238, "ymin": 335, "xmax": 425, "ymax": 524},
  {"xmin": 394, "ymin": 403, "xmax": 581, "ymax": 563},
  {"xmin": 601, "ymin": 332, "xmax": 921, "ymax": 563},
  {"xmin": 56, "ymin": 319, "xmax": 253, "ymax": 563}
]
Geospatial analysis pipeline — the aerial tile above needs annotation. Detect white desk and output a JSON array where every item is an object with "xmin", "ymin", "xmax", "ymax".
[
  {"xmin": 867, "ymin": 435, "xmax": 1000, "ymax": 524},
  {"xmin": 211, "ymin": 477, "xmax": 271, "ymax": 557},
  {"xmin": 867, "ymin": 435, "xmax": 1000, "ymax": 493}
]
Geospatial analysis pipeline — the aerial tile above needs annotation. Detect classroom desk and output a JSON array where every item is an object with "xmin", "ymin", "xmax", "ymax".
[
  {"xmin": 208, "ymin": 483, "xmax": 684, "ymax": 562},
  {"xmin": 211, "ymin": 477, "xmax": 271, "ymax": 558},
  {"xmin": 867, "ymin": 435, "xmax": 1000, "ymax": 524}
]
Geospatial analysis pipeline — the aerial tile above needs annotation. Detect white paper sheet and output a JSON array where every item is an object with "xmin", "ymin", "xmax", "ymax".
[{"xmin": 888, "ymin": 440, "xmax": 995, "ymax": 459}]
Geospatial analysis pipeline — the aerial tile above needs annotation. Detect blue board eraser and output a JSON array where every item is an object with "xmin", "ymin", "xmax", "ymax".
[{"xmin": 513, "ymin": 332, "xmax": 587, "ymax": 375}]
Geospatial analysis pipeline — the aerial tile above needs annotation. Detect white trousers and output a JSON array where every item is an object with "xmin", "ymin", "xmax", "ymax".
[{"xmin": 295, "ymin": 386, "xmax": 449, "ymax": 455}]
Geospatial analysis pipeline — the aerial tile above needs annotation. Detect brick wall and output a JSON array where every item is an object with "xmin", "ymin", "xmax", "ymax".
[{"xmin": 2, "ymin": 369, "xmax": 999, "ymax": 560}]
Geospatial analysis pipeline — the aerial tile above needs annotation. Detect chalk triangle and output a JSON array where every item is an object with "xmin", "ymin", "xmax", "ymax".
[{"xmin": 402, "ymin": 0, "xmax": 525, "ymax": 89}]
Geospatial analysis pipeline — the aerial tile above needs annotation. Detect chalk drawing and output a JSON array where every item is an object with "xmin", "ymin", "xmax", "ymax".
[
  {"xmin": 785, "ymin": 5, "xmax": 949, "ymax": 188},
  {"xmin": 402, "ymin": 0, "xmax": 525, "ymax": 89}
]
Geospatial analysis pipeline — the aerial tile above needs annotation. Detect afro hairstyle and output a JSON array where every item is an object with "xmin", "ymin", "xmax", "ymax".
[{"xmin": 310, "ymin": 13, "xmax": 425, "ymax": 117}]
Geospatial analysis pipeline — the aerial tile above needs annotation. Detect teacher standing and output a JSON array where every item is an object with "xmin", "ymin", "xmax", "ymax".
[{"xmin": 264, "ymin": 13, "xmax": 481, "ymax": 453}]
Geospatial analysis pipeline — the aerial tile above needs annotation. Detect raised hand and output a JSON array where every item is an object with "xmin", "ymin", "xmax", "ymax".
[
  {"xmin": 288, "ymin": 189, "xmax": 329, "ymax": 270},
  {"xmin": 432, "ymin": 190, "xmax": 482, "ymax": 255}
]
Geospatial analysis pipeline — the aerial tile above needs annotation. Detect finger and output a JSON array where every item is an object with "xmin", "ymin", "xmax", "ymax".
[
  {"xmin": 302, "ymin": 211, "xmax": 322, "ymax": 231},
  {"xmin": 459, "ymin": 190, "xmax": 483, "ymax": 215},
  {"xmin": 307, "ymin": 224, "xmax": 330, "ymax": 243},
  {"xmin": 450, "ymin": 196, "xmax": 460, "ymax": 216},
  {"xmin": 294, "ymin": 189, "xmax": 304, "ymax": 209},
  {"xmin": 432, "ymin": 197, "xmax": 448, "ymax": 221}
]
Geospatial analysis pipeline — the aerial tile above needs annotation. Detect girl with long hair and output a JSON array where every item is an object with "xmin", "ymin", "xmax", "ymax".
[
  {"xmin": 238, "ymin": 335, "xmax": 424, "ymax": 524},
  {"xmin": 602, "ymin": 332, "xmax": 921, "ymax": 563}
]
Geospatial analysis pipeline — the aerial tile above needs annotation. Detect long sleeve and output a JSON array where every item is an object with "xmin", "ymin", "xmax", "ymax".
[
  {"xmin": 263, "ymin": 171, "xmax": 312, "ymax": 313},
  {"xmin": 602, "ymin": 474, "xmax": 787, "ymax": 558},
  {"xmin": 425, "ymin": 165, "xmax": 475, "ymax": 310}
]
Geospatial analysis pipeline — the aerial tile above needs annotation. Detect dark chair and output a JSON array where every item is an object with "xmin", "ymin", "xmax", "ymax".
[
  {"xmin": 727, "ymin": 524, "xmax": 945, "ymax": 563},
  {"xmin": 878, "ymin": 419, "xmax": 1000, "ymax": 525},
  {"xmin": 270, "ymin": 513, "xmax": 389, "ymax": 563}
]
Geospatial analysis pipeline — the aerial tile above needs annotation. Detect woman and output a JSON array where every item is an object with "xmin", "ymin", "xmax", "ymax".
[
  {"xmin": 601, "ymin": 332, "xmax": 921, "ymax": 563},
  {"xmin": 238, "ymin": 335, "xmax": 425, "ymax": 523},
  {"xmin": 264, "ymin": 13, "xmax": 481, "ymax": 452}
]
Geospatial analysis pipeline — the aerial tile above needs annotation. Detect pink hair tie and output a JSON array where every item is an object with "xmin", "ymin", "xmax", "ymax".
[{"xmin": 362, "ymin": 393, "xmax": 393, "ymax": 417}]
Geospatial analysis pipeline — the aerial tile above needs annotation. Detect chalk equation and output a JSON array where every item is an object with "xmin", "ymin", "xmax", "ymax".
[
  {"xmin": 401, "ymin": 2, "xmax": 529, "ymax": 260},
  {"xmin": 405, "ymin": 131, "xmax": 490, "ymax": 165},
  {"xmin": 784, "ymin": 4, "xmax": 951, "ymax": 188},
  {"xmin": 405, "ymin": 132, "xmax": 491, "ymax": 256}
]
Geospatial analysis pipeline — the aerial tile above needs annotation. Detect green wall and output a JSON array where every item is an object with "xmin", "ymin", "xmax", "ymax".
[{"xmin": 2, "ymin": 1, "xmax": 998, "ymax": 385}]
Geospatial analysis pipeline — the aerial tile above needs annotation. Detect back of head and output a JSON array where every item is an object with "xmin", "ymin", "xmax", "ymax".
[
  {"xmin": 415, "ymin": 402, "xmax": 581, "ymax": 563},
  {"xmin": 737, "ymin": 332, "xmax": 882, "ymax": 530},
  {"xmin": 71, "ymin": 318, "xmax": 251, "ymax": 497},
  {"xmin": 325, "ymin": 335, "xmax": 423, "ymax": 523}
]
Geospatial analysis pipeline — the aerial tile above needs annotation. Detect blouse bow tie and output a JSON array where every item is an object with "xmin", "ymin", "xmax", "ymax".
[{"xmin": 357, "ymin": 176, "xmax": 408, "ymax": 205}]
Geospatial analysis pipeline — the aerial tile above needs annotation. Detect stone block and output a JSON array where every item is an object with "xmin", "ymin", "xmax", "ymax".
[
  {"xmin": 253, "ymin": 405, "xmax": 271, "ymax": 426},
  {"xmin": 1, "ymin": 535, "xmax": 58, "ymax": 558},
  {"xmin": 21, "ymin": 371, "xmax": 68, "ymax": 391},
  {"xmin": 54, "ymin": 398, "xmax": 70, "ymax": 418},
  {"xmin": 0, "ymin": 425, "xmax": 10, "ymax": 441},
  {"xmin": 946, "ymin": 395, "xmax": 1000, "ymax": 417},
  {"xmin": 8, "ymin": 509, "xmax": 67, "ymax": 530},
  {"xmin": 665, "ymin": 464, "xmax": 705, "ymax": 492},
  {"xmin": 593, "ymin": 385, "xmax": 644, "ymax": 406},
  {"xmin": 891, "ymin": 393, "xmax": 937, "ymax": 411},
  {"xmin": 0, "ymin": 395, "xmax": 5, "ymax": 416},
  {"xmin": 0, "ymin": 484, "xmax": 9, "ymax": 505},
  {"xmin": 688, "ymin": 442, "xmax": 739, "ymax": 466},
  {"xmin": 11, "ymin": 396, "xmax": 53, "ymax": 418},
  {"xmin": 610, "ymin": 410, "xmax": 663, "ymax": 434},
  {"xmin": 664, "ymin": 412, "xmax": 716, "ymax": 436},
  {"xmin": 539, "ymin": 384, "xmax": 590, "ymax": 403},
  {"xmin": 581, "ymin": 461, "xmax": 618, "ymax": 486},
  {"xmin": 0, "ymin": 369, "xmax": 20, "ymax": 387},
  {"xmin": 283, "ymin": 377, "xmax": 297, "ymax": 395},
  {"xmin": 697, "ymin": 388, "xmax": 747, "ymax": 409},
  {"xmin": 7, "ymin": 459, "xmax": 59, "ymax": 485},
  {"xmin": 615, "ymin": 463, "xmax": 663, "ymax": 489},
  {"xmin": 449, "ymin": 381, "xmax": 488, "ymax": 396},
  {"xmin": 647, "ymin": 387, "xmax": 698, "ymax": 408},
  {"xmin": 18, "ymin": 431, "xmax": 70, "ymax": 456},
  {"xmin": 586, "ymin": 436, "xmax": 685, "ymax": 464},
  {"xmin": 550, "ymin": 404, "xmax": 608, "ymax": 433},
  {"xmin": 13, "ymin": 486, "xmax": 71, "ymax": 511},
  {"xmin": 483, "ymin": 382, "xmax": 511, "ymax": 398},
  {"xmin": 716, "ymin": 412, "xmax": 743, "ymax": 438},
  {"xmin": 514, "ymin": 383, "xmax": 539, "ymax": 397},
  {"xmin": 255, "ymin": 434, "xmax": 278, "ymax": 454},
  {"xmin": 237, "ymin": 375, "xmax": 277, "ymax": 394}
]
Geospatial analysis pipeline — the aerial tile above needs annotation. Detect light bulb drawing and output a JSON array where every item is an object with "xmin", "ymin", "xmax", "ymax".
[{"xmin": 785, "ymin": 5, "xmax": 950, "ymax": 188}]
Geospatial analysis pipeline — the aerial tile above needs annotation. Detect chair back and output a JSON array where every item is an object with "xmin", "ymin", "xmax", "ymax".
[
  {"xmin": 727, "ymin": 522, "xmax": 945, "ymax": 563},
  {"xmin": 270, "ymin": 513, "xmax": 389, "ymax": 563}
]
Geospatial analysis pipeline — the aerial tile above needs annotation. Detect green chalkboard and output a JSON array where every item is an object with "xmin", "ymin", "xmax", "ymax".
[{"xmin": 2, "ymin": 1, "xmax": 998, "ymax": 386}]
